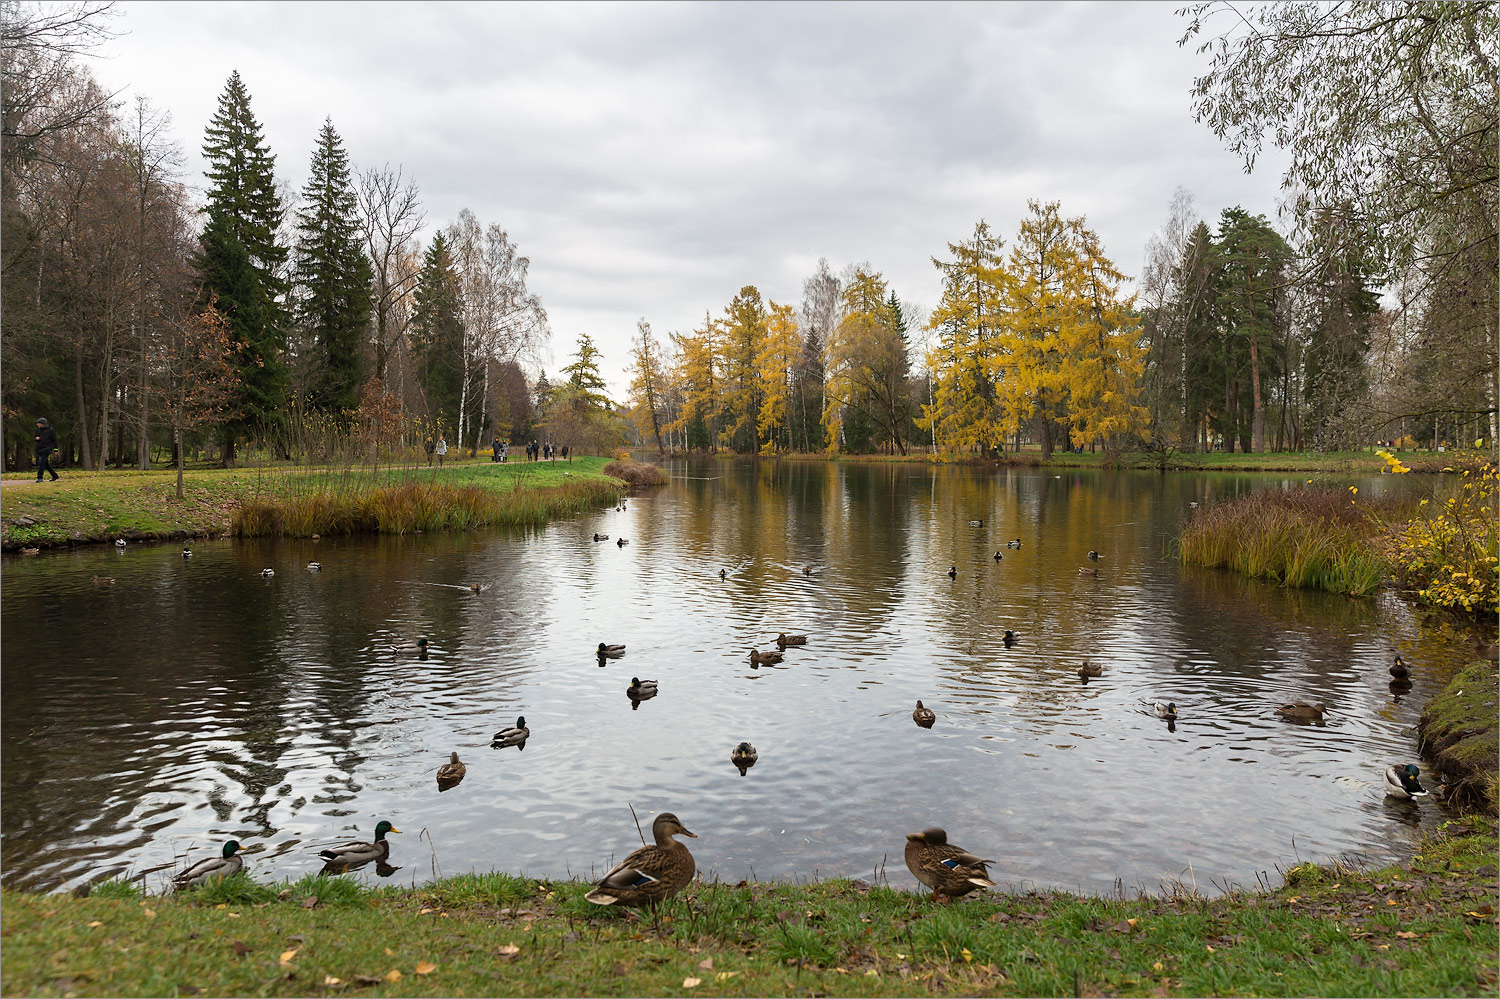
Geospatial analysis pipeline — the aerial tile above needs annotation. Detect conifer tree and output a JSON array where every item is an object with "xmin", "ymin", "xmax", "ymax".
[
  {"xmin": 411, "ymin": 231, "xmax": 464, "ymax": 431},
  {"xmin": 198, "ymin": 70, "xmax": 288, "ymax": 460},
  {"xmin": 921, "ymin": 221, "xmax": 1007, "ymax": 455},
  {"xmin": 293, "ymin": 118, "xmax": 373, "ymax": 417}
]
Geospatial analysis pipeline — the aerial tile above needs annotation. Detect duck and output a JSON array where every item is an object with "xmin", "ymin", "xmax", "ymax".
[
  {"xmin": 803, "ymin": 566, "xmax": 814, "ymax": 576},
  {"xmin": 593, "ymin": 533, "xmax": 610, "ymax": 542},
  {"xmin": 730, "ymin": 741, "xmax": 758, "ymax": 774},
  {"xmin": 597, "ymin": 643, "xmax": 626, "ymax": 658},
  {"xmin": 306, "ymin": 562, "xmax": 322, "ymax": 572},
  {"xmin": 1003, "ymin": 630, "xmax": 1017, "ymax": 646},
  {"xmin": 1078, "ymin": 662, "xmax": 1104, "ymax": 680},
  {"xmin": 1154, "ymin": 701, "xmax": 1178, "ymax": 720},
  {"xmin": 19, "ymin": 547, "xmax": 40, "ymax": 556},
  {"xmin": 91, "ymin": 575, "xmax": 114, "ymax": 586},
  {"xmin": 993, "ymin": 551, "xmax": 1003, "ymax": 561},
  {"xmin": 1384, "ymin": 763, "xmax": 1428, "ymax": 799},
  {"xmin": 260, "ymin": 568, "xmax": 274, "ymax": 578},
  {"xmin": 718, "ymin": 568, "xmax": 727, "ymax": 580},
  {"xmin": 947, "ymin": 566, "xmax": 957, "ymax": 580},
  {"xmin": 775, "ymin": 633, "xmax": 808, "ymax": 649},
  {"xmin": 1087, "ymin": 550, "xmax": 1102, "ymax": 561},
  {"xmin": 904, "ymin": 828, "xmax": 996, "ymax": 902},
  {"xmin": 114, "ymin": 538, "xmax": 127, "ymax": 548},
  {"xmin": 317, "ymin": 821, "xmax": 399, "ymax": 872},
  {"xmin": 492, "ymin": 716, "xmax": 529, "ymax": 749},
  {"xmin": 1006, "ymin": 539, "xmax": 1021, "ymax": 549},
  {"xmin": 585, "ymin": 812, "xmax": 697, "ymax": 907},
  {"xmin": 173, "ymin": 840, "xmax": 245, "ymax": 889},
  {"xmin": 968, "ymin": 519, "xmax": 983, "ymax": 527},
  {"xmin": 1274, "ymin": 702, "xmax": 1327, "ymax": 723},
  {"xmin": 416, "ymin": 637, "xmax": 429, "ymax": 651},
  {"xmin": 435, "ymin": 752, "xmax": 466, "ymax": 789},
  {"xmin": 627, "ymin": 677, "xmax": 658, "ymax": 699},
  {"xmin": 1078, "ymin": 566, "xmax": 1100, "ymax": 577},
  {"xmin": 181, "ymin": 548, "xmax": 192, "ymax": 558},
  {"xmin": 748, "ymin": 648, "xmax": 784, "ymax": 666},
  {"xmin": 468, "ymin": 583, "xmax": 484, "ymax": 593},
  {"xmin": 1390, "ymin": 655, "xmax": 1410, "ymax": 680},
  {"xmin": 912, "ymin": 700, "xmax": 936, "ymax": 728},
  {"xmin": 617, "ymin": 537, "xmax": 629, "ymax": 547}
]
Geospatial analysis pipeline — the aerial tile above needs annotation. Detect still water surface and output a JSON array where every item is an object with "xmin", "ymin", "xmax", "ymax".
[{"xmin": 0, "ymin": 461, "xmax": 1478, "ymax": 895}]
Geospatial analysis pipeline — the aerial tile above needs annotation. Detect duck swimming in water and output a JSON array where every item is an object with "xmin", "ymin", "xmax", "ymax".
[
  {"xmin": 1384, "ymin": 763, "xmax": 1428, "ymax": 799},
  {"xmin": 492, "ymin": 716, "xmax": 530, "ymax": 749},
  {"xmin": 317, "ymin": 821, "xmax": 399, "ymax": 872},
  {"xmin": 912, "ymin": 700, "xmax": 936, "ymax": 728},
  {"xmin": 1390, "ymin": 655, "xmax": 1410, "ymax": 679}
]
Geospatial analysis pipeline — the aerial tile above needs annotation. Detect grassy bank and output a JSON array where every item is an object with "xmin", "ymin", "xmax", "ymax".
[
  {"xmin": 0, "ymin": 458, "xmax": 627, "ymax": 549},
  {"xmin": 1420, "ymin": 661, "xmax": 1500, "ymax": 811},
  {"xmin": 2, "ymin": 814, "xmax": 1494, "ymax": 998}
]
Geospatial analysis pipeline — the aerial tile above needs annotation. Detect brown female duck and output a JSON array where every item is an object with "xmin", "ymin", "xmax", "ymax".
[{"xmin": 585, "ymin": 812, "xmax": 698, "ymax": 907}]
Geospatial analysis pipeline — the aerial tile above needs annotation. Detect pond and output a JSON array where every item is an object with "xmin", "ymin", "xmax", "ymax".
[{"xmin": 0, "ymin": 461, "xmax": 1481, "ymax": 896}]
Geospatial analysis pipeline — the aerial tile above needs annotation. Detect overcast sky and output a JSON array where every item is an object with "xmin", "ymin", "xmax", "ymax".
[{"xmin": 94, "ymin": 1, "xmax": 1287, "ymax": 394}]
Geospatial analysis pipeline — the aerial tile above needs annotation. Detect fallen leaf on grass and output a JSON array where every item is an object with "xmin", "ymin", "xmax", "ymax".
[
  {"xmin": 698, "ymin": 957, "xmax": 713, "ymax": 970},
  {"xmin": 961, "ymin": 948, "xmax": 973, "ymax": 963},
  {"xmin": 279, "ymin": 948, "xmax": 299, "ymax": 966},
  {"xmin": 415, "ymin": 961, "xmax": 437, "ymax": 975},
  {"xmin": 300, "ymin": 896, "xmax": 319, "ymax": 910},
  {"xmin": 322, "ymin": 976, "xmax": 343, "ymax": 986},
  {"xmin": 383, "ymin": 948, "xmax": 395, "ymax": 957},
  {"xmin": 1395, "ymin": 931, "xmax": 1418, "ymax": 939},
  {"xmin": 1153, "ymin": 961, "xmax": 1164, "ymax": 971},
  {"xmin": 682, "ymin": 977, "xmax": 702, "ymax": 988},
  {"xmin": 383, "ymin": 969, "xmax": 402, "ymax": 983},
  {"xmin": 1109, "ymin": 918, "xmax": 1138, "ymax": 934},
  {"xmin": 716, "ymin": 972, "xmax": 738, "ymax": 981},
  {"xmin": 230, "ymin": 941, "xmax": 248, "ymax": 957},
  {"xmin": 87, "ymin": 921, "xmax": 103, "ymax": 928},
  {"xmin": 497, "ymin": 944, "xmax": 520, "ymax": 959},
  {"xmin": 141, "ymin": 908, "xmax": 156, "ymax": 919}
]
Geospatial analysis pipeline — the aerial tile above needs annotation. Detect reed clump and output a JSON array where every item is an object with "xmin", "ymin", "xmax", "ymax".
[
  {"xmin": 602, "ymin": 458, "xmax": 669, "ymax": 488},
  {"xmin": 231, "ymin": 477, "xmax": 619, "ymax": 537},
  {"xmin": 1177, "ymin": 487, "xmax": 1412, "ymax": 596}
]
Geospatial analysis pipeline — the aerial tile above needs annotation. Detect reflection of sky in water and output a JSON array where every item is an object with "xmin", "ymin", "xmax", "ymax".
[{"xmin": 1, "ymin": 462, "xmax": 1483, "ymax": 895}]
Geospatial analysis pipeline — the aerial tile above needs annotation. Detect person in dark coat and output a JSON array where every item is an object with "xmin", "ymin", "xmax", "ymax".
[{"xmin": 34, "ymin": 418, "xmax": 59, "ymax": 481}]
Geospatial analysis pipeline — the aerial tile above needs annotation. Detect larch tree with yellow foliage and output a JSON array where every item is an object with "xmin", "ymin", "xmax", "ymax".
[
  {"xmin": 626, "ymin": 318, "xmax": 668, "ymax": 455},
  {"xmin": 1065, "ymin": 223, "xmax": 1149, "ymax": 449},
  {"xmin": 822, "ymin": 268, "xmax": 912, "ymax": 455},
  {"xmin": 721, "ymin": 286, "xmax": 768, "ymax": 452},
  {"xmin": 921, "ymin": 220, "xmax": 1008, "ymax": 456},
  {"xmin": 999, "ymin": 200, "xmax": 1078, "ymax": 459},
  {"xmin": 666, "ymin": 313, "xmax": 722, "ymax": 452},
  {"xmin": 755, "ymin": 301, "xmax": 800, "ymax": 454}
]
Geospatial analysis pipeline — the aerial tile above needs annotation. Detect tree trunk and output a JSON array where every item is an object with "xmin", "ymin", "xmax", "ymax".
[
  {"xmin": 75, "ymin": 347, "xmax": 95, "ymax": 469},
  {"xmin": 1248, "ymin": 336, "xmax": 1265, "ymax": 453}
]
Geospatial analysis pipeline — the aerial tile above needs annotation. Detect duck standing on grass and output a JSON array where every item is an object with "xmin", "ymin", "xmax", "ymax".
[
  {"xmin": 173, "ymin": 840, "xmax": 245, "ymax": 889},
  {"xmin": 904, "ymin": 828, "xmax": 996, "ymax": 902},
  {"xmin": 318, "ymin": 821, "xmax": 399, "ymax": 873},
  {"xmin": 585, "ymin": 812, "xmax": 697, "ymax": 907}
]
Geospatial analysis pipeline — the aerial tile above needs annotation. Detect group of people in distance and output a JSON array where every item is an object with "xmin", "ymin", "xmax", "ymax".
[{"xmin": 418, "ymin": 436, "xmax": 571, "ymax": 465}]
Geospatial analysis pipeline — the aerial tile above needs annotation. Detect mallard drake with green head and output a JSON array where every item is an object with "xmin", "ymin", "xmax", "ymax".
[
  {"xmin": 993, "ymin": 551, "xmax": 1003, "ymax": 561},
  {"xmin": 306, "ymin": 561, "xmax": 322, "ymax": 572},
  {"xmin": 492, "ymin": 716, "xmax": 529, "ymax": 749},
  {"xmin": 585, "ymin": 812, "xmax": 698, "ymax": 907},
  {"xmin": 776, "ymin": 633, "xmax": 807, "ymax": 648},
  {"xmin": 731, "ymin": 742, "xmax": 757, "ymax": 774},
  {"xmin": 1274, "ymin": 702, "xmax": 1327, "ymax": 723},
  {"xmin": 1390, "ymin": 655, "xmax": 1410, "ymax": 679},
  {"xmin": 1384, "ymin": 763, "xmax": 1428, "ymax": 799},
  {"xmin": 627, "ymin": 677, "xmax": 658, "ymax": 699},
  {"xmin": 181, "ymin": 548, "xmax": 192, "ymax": 558},
  {"xmin": 1003, "ymin": 630, "xmax": 1017, "ymax": 646},
  {"xmin": 593, "ymin": 533, "xmax": 610, "ymax": 542},
  {"xmin": 947, "ymin": 565, "xmax": 957, "ymax": 579},
  {"xmin": 912, "ymin": 700, "xmax": 936, "ymax": 728},
  {"xmin": 318, "ymin": 821, "xmax": 399, "ymax": 871},
  {"xmin": 435, "ymin": 752, "xmax": 466, "ymax": 790},
  {"xmin": 260, "ymin": 568, "xmax": 274, "ymax": 578},
  {"xmin": 1087, "ymin": 550, "xmax": 1102, "ymax": 561},
  {"xmin": 617, "ymin": 537, "xmax": 629, "ymax": 547},
  {"xmin": 1006, "ymin": 539, "xmax": 1021, "ymax": 549},
  {"xmin": 1154, "ymin": 701, "xmax": 1177, "ymax": 720},
  {"xmin": 173, "ymin": 840, "xmax": 245, "ymax": 889},
  {"xmin": 1078, "ymin": 662, "xmax": 1104, "ymax": 679},
  {"xmin": 598, "ymin": 643, "xmax": 626, "ymax": 657},
  {"xmin": 749, "ymin": 648, "xmax": 784, "ymax": 666},
  {"xmin": 904, "ymin": 828, "xmax": 996, "ymax": 902}
]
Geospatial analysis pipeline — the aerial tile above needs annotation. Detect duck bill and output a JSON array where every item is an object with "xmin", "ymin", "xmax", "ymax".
[
  {"xmin": 389, "ymin": 828, "xmax": 403, "ymax": 835},
  {"xmin": 679, "ymin": 828, "xmax": 698, "ymax": 838}
]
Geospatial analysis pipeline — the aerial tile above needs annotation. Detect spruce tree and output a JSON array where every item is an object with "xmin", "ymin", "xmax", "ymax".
[
  {"xmin": 199, "ymin": 70, "xmax": 288, "ymax": 460},
  {"xmin": 411, "ymin": 232, "xmax": 464, "ymax": 431},
  {"xmin": 293, "ymin": 118, "xmax": 373, "ymax": 417}
]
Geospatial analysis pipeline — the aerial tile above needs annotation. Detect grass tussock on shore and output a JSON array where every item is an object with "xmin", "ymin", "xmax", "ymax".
[
  {"xmin": 1420, "ymin": 661, "xmax": 1500, "ymax": 811},
  {"xmin": 603, "ymin": 457, "xmax": 669, "ymax": 487},
  {"xmin": 3, "ymin": 815, "xmax": 1494, "ymax": 998},
  {"xmin": 1177, "ymin": 488, "xmax": 1410, "ymax": 595},
  {"xmin": 233, "ymin": 478, "xmax": 621, "ymax": 537}
]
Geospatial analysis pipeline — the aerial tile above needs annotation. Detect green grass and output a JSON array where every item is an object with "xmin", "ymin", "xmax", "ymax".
[
  {"xmin": 1420, "ymin": 662, "xmax": 1500, "ymax": 810},
  {"xmin": 0, "ymin": 457, "xmax": 626, "ymax": 547},
  {"xmin": 3, "ymin": 816, "xmax": 1494, "ymax": 997}
]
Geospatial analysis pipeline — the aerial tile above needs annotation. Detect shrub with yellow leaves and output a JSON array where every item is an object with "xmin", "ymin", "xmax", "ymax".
[{"xmin": 1381, "ymin": 459, "xmax": 1498, "ymax": 614}]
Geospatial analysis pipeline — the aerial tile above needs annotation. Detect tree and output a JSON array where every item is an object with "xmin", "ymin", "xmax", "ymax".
[
  {"xmin": 822, "ymin": 268, "xmax": 911, "ymax": 454},
  {"xmin": 794, "ymin": 260, "xmax": 838, "ymax": 453},
  {"xmin": 198, "ymin": 71, "xmax": 288, "ymax": 462},
  {"xmin": 1064, "ymin": 223, "xmax": 1149, "ymax": 450},
  {"xmin": 293, "ymin": 117, "xmax": 372, "ymax": 418},
  {"xmin": 627, "ymin": 318, "xmax": 667, "ymax": 455},
  {"xmin": 921, "ymin": 220, "xmax": 1007, "ymax": 455},
  {"xmin": 754, "ymin": 301, "xmax": 799, "ymax": 453},
  {"xmin": 667, "ymin": 313, "xmax": 722, "ymax": 452},
  {"xmin": 158, "ymin": 297, "xmax": 241, "ymax": 498},
  {"xmin": 546, "ymin": 334, "xmax": 622, "ymax": 452},
  {"xmin": 410, "ymin": 231, "xmax": 463, "ymax": 433},
  {"xmin": 720, "ymin": 285, "xmax": 767, "ymax": 452},
  {"xmin": 1216, "ymin": 207, "xmax": 1293, "ymax": 453},
  {"xmin": 357, "ymin": 164, "xmax": 423, "ymax": 385}
]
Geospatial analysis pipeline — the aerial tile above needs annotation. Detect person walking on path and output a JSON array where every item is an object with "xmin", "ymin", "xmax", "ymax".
[
  {"xmin": 33, "ymin": 418, "xmax": 59, "ymax": 481},
  {"xmin": 492, "ymin": 437, "xmax": 501, "ymax": 463},
  {"xmin": 425, "ymin": 437, "xmax": 436, "ymax": 467},
  {"xmin": 562, "ymin": 444, "xmax": 570, "ymax": 462},
  {"xmin": 435, "ymin": 437, "xmax": 448, "ymax": 466}
]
